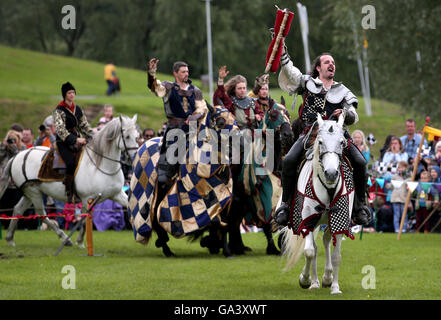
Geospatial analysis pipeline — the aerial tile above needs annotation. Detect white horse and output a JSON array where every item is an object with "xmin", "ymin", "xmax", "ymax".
[
  {"xmin": 0, "ymin": 115, "xmax": 139, "ymax": 248},
  {"xmin": 279, "ymin": 113, "xmax": 354, "ymax": 295}
]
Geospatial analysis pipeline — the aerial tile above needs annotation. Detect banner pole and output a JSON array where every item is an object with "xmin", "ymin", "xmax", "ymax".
[{"xmin": 265, "ymin": 10, "xmax": 289, "ymax": 73}]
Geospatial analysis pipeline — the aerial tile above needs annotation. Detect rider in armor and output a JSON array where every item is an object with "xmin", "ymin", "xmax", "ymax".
[
  {"xmin": 213, "ymin": 66, "xmax": 264, "ymax": 130},
  {"xmin": 274, "ymin": 49, "xmax": 371, "ymax": 227},
  {"xmin": 147, "ymin": 58, "xmax": 208, "ymax": 187},
  {"xmin": 53, "ymin": 82, "xmax": 93, "ymax": 203}
]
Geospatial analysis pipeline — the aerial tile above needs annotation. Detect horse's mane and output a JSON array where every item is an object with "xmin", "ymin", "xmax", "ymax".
[{"xmin": 89, "ymin": 117, "xmax": 124, "ymax": 167}]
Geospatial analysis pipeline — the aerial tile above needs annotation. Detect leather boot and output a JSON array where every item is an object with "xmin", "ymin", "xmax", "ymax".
[
  {"xmin": 63, "ymin": 174, "xmax": 76, "ymax": 204},
  {"xmin": 274, "ymin": 136, "xmax": 305, "ymax": 227},
  {"xmin": 274, "ymin": 176, "xmax": 297, "ymax": 227},
  {"xmin": 352, "ymin": 174, "xmax": 372, "ymax": 225}
]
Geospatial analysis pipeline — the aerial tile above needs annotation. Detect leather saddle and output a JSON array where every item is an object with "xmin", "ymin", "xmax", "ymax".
[{"xmin": 38, "ymin": 143, "xmax": 83, "ymax": 182}]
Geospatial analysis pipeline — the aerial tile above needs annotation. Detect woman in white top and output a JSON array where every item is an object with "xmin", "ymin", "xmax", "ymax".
[{"xmin": 383, "ymin": 136, "xmax": 409, "ymax": 165}]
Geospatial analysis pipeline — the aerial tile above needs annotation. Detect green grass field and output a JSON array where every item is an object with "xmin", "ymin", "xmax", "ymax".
[
  {"xmin": 1, "ymin": 44, "xmax": 438, "ymax": 159},
  {"xmin": 0, "ymin": 229, "xmax": 440, "ymax": 300}
]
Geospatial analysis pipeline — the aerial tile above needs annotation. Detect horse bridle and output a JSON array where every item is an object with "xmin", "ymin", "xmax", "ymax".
[
  {"xmin": 85, "ymin": 116, "xmax": 138, "ymax": 175},
  {"xmin": 118, "ymin": 115, "xmax": 139, "ymax": 163}
]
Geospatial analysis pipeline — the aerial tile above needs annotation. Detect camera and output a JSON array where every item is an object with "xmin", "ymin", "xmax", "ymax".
[
  {"xmin": 39, "ymin": 124, "xmax": 46, "ymax": 132},
  {"xmin": 6, "ymin": 138, "xmax": 16, "ymax": 144}
]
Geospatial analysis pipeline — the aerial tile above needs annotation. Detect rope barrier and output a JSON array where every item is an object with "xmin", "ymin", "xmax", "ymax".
[{"xmin": 0, "ymin": 213, "xmax": 91, "ymax": 220}]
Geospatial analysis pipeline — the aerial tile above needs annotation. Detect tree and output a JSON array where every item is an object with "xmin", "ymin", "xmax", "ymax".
[{"xmin": 325, "ymin": 0, "xmax": 441, "ymax": 121}]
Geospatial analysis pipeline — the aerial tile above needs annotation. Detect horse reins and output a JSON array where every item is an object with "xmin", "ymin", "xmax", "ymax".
[{"xmin": 85, "ymin": 116, "xmax": 137, "ymax": 176}]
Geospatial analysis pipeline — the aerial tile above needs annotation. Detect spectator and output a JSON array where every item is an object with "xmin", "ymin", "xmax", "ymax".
[
  {"xmin": 429, "ymin": 165, "xmax": 441, "ymax": 183},
  {"xmin": 62, "ymin": 202, "xmax": 82, "ymax": 230},
  {"xmin": 104, "ymin": 62, "xmax": 120, "ymax": 96},
  {"xmin": 157, "ymin": 122, "xmax": 167, "ymax": 137},
  {"xmin": 375, "ymin": 196, "xmax": 394, "ymax": 232},
  {"xmin": 351, "ymin": 129, "xmax": 370, "ymax": 163},
  {"xmin": 383, "ymin": 136, "xmax": 409, "ymax": 165},
  {"xmin": 434, "ymin": 141, "xmax": 441, "ymax": 167},
  {"xmin": 379, "ymin": 134, "xmax": 394, "ymax": 162},
  {"xmin": 386, "ymin": 161, "xmax": 411, "ymax": 233},
  {"xmin": 413, "ymin": 170, "xmax": 439, "ymax": 233},
  {"xmin": 10, "ymin": 123, "xmax": 24, "ymax": 133},
  {"xmin": 400, "ymin": 118, "xmax": 427, "ymax": 163},
  {"xmin": 22, "ymin": 128, "xmax": 35, "ymax": 149},
  {"xmin": 0, "ymin": 130, "xmax": 26, "ymax": 228},
  {"xmin": 35, "ymin": 116, "xmax": 56, "ymax": 148},
  {"xmin": 143, "ymin": 128, "xmax": 155, "ymax": 140},
  {"xmin": 93, "ymin": 121, "xmax": 107, "ymax": 133},
  {"xmin": 98, "ymin": 104, "xmax": 114, "ymax": 124}
]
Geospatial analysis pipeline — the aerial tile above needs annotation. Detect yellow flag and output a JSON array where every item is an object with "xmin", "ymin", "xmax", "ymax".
[{"xmin": 423, "ymin": 126, "xmax": 441, "ymax": 141}]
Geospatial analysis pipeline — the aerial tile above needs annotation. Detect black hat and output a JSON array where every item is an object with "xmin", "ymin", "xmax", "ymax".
[{"xmin": 61, "ymin": 82, "xmax": 76, "ymax": 99}]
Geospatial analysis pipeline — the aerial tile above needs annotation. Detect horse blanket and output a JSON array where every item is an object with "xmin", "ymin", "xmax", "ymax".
[
  {"xmin": 290, "ymin": 156, "xmax": 355, "ymax": 246},
  {"xmin": 128, "ymin": 107, "xmax": 237, "ymax": 244}
]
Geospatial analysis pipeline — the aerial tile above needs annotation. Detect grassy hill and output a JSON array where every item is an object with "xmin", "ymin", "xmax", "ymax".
[{"xmin": 0, "ymin": 45, "xmax": 436, "ymax": 159}]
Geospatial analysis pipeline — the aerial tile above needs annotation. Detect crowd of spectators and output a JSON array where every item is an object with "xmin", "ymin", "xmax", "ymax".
[
  {"xmin": 362, "ymin": 118, "xmax": 441, "ymax": 234},
  {"xmin": 0, "ymin": 105, "xmax": 163, "ymax": 232}
]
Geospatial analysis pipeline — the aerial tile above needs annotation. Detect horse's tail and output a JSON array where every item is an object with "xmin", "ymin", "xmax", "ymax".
[
  {"xmin": 0, "ymin": 157, "xmax": 14, "ymax": 199},
  {"xmin": 280, "ymin": 226, "xmax": 320, "ymax": 271},
  {"xmin": 280, "ymin": 226, "xmax": 306, "ymax": 271}
]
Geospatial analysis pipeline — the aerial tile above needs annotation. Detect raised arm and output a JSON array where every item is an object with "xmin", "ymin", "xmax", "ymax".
[
  {"xmin": 213, "ymin": 65, "xmax": 233, "ymax": 112},
  {"xmin": 147, "ymin": 58, "xmax": 168, "ymax": 98},
  {"xmin": 278, "ymin": 47, "xmax": 309, "ymax": 94}
]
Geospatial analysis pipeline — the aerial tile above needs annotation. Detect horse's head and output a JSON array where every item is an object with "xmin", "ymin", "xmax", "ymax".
[
  {"xmin": 264, "ymin": 100, "xmax": 294, "ymax": 151},
  {"xmin": 118, "ymin": 114, "xmax": 140, "ymax": 160},
  {"xmin": 315, "ymin": 113, "xmax": 347, "ymax": 185}
]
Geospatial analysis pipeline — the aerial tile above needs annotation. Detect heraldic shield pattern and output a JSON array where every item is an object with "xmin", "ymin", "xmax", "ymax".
[
  {"xmin": 290, "ymin": 155, "xmax": 355, "ymax": 246},
  {"xmin": 128, "ymin": 107, "xmax": 238, "ymax": 244}
]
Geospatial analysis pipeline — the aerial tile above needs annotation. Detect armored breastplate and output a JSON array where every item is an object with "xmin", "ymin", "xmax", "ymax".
[
  {"xmin": 231, "ymin": 96, "xmax": 256, "ymax": 129},
  {"xmin": 299, "ymin": 79, "xmax": 357, "ymax": 127}
]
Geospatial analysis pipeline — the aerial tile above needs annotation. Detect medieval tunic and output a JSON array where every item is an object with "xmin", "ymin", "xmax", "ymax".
[
  {"xmin": 148, "ymin": 74, "xmax": 207, "ymax": 131},
  {"xmin": 53, "ymin": 101, "xmax": 93, "ymax": 174},
  {"xmin": 147, "ymin": 71, "xmax": 208, "ymax": 178},
  {"xmin": 213, "ymin": 84, "xmax": 264, "ymax": 130}
]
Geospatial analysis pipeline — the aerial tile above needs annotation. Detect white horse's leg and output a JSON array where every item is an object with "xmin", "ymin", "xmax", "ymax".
[
  {"xmin": 111, "ymin": 190, "xmax": 128, "ymax": 207},
  {"xmin": 330, "ymin": 234, "xmax": 343, "ymax": 294},
  {"xmin": 299, "ymin": 232, "xmax": 315, "ymax": 289},
  {"xmin": 309, "ymin": 232, "xmax": 320, "ymax": 290},
  {"xmin": 27, "ymin": 189, "xmax": 73, "ymax": 246},
  {"xmin": 5, "ymin": 196, "xmax": 32, "ymax": 247},
  {"xmin": 75, "ymin": 200, "xmax": 87, "ymax": 248},
  {"xmin": 322, "ymin": 226, "xmax": 333, "ymax": 287}
]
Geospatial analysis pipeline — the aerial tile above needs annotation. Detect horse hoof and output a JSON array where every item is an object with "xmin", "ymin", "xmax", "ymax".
[
  {"xmin": 64, "ymin": 239, "xmax": 73, "ymax": 247},
  {"xmin": 309, "ymin": 281, "xmax": 320, "ymax": 290},
  {"xmin": 76, "ymin": 242, "xmax": 85, "ymax": 249},
  {"xmin": 299, "ymin": 274, "xmax": 311, "ymax": 289},
  {"xmin": 7, "ymin": 240, "xmax": 16, "ymax": 247},
  {"xmin": 322, "ymin": 276, "xmax": 333, "ymax": 288},
  {"xmin": 330, "ymin": 285, "xmax": 342, "ymax": 295},
  {"xmin": 266, "ymin": 246, "xmax": 281, "ymax": 256},
  {"xmin": 163, "ymin": 248, "xmax": 176, "ymax": 258}
]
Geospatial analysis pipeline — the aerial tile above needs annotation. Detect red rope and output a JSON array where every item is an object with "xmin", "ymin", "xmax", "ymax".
[{"xmin": 0, "ymin": 213, "xmax": 91, "ymax": 220}]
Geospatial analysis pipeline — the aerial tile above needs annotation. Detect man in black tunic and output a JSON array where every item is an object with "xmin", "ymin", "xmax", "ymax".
[{"xmin": 53, "ymin": 82, "xmax": 93, "ymax": 203}]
